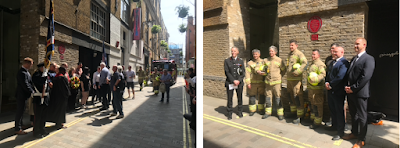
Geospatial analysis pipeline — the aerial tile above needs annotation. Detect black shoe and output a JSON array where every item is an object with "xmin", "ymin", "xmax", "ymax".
[
  {"xmin": 167, "ymin": 99, "xmax": 169, "ymax": 103},
  {"xmin": 33, "ymin": 134, "xmax": 45, "ymax": 138},
  {"xmin": 332, "ymin": 135, "xmax": 342, "ymax": 141},
  {"xmin": 159, "ymin": 99, "xmax": 164, "ymax": 102},
  {"xmin": 325, "ymin": 126, "xmax": 337, "ymax": 131},
  {"xmin": 227, "ymin": 114, "xmax": 232, "ymax": 120},
  {"xmin": 249, "ymin": 112, "xmax": 255, "ymax": 116},
  {"xmin": 278, "ymin": 116, "xmax": 284, "ymax": 121},
  {"xmin": 259, "ymin": 112, "xmax": 265, "ymax": 115},
  {"xmin": 183, "ymin": 114, "xmax": 192, "ymax": 120},
  {"xmin": 285, "ymin": 113, "xmax": 296, "ymax": 118},
  {"xmin": 238, "ymin": 112, "xmax": 243, "ymax": 118},
  {"xmin": 309, "ymin": 124, "xmax": 320, "ymax": 129},
  {"xmin": 262, "ymin": 114, "xmax": 270, "ymax": 119}
]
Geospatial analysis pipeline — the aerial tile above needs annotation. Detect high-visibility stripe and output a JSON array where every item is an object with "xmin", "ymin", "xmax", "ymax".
[
  {"xmin": 277, "ymin": 108, "xmax": 284, "ymax": 116},
  {"xmin": 314, "ymin": 117, "xmax": 322, "ymax": 125},
  {"xmin": 249, "ymin": 105, "xmax": 257, "ymax": 112},
  {"xmin": 274, "ymin": 62, "xmax": 280, "ymax": 67},
  {"xmin": 290, "ymin": 106, "xmax": 297, "ymax": 112},
  {"xmin": 258, "ymin": 104, "xmax": 265, "ymax": 111},
  {"xmin": 297, "ymin": 109, "xmax": 304, "ymax": 116},
  {"xmin": 265, "ymin": 107, "xmax": 272, "ymax": 115},
  {"xmin": 265, "ymin": 80, "xmax": 282, "ymax": 85},
  {"xmin": 310, "ymin": 113, "xmax": 315, "ymax": 120},
  {"xmin": 246, "ymin": 67, "xmax": 252, "ymax": 72},
  {"xmin": 287, "ymin": 77, "xmax": 302, "ymax": 81},
  {"xmin": 251, "ymin": 80, "xmax": 264, "ymax": 83}
]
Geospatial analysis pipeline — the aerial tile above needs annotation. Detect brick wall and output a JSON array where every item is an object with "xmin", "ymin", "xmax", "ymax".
[
  {"xmin": 279, "ymin": 3, "xmax": 368, "ymax": 84},
  {"xmin": 278, "ymin": 0, "xmax": 338, "ymax": 18}
]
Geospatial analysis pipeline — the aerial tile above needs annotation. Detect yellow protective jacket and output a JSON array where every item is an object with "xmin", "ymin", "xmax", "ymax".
[
  {"xmin": 286, "ymin": 49, "xmax": 307, "ymax": 81},
  {"xmin": 306, "ymin": 58, "xmax": 326, "ymax": 89},
  {"xmin": 137, "ymin": 70, "xmax": 146, "ymax": 79},
  {"xmin": 245, "ymin": 58, "xmax": 266, "ymax": 85},
  {"xmin": 263, "ymin": 56, "xmax": 286, "ymax": 85}
]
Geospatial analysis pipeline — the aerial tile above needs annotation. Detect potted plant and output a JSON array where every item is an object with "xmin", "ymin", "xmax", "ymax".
[
  {"xmin": 180, "ymin": 51, "xmax": 183, "ymax": 56},
  {"xmin": 176, "ymin": 5, "xmax": 189, "ymax": 18},
  {"xmin": 178, "ymin": 24, "xmax": 187, "ymax": 33},
  {"xmin": 151, "ymin": 25, "xmax": 161, "ymax": 34},
  {"xmin": 167, "ymin": 50, "xmax": 172, "ymax": 53},
  {"xmin": 160, "ymin": 40, "xmax": 168, "ymax": 47}
]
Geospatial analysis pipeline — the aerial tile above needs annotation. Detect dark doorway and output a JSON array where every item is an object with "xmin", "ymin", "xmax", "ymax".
[
  {"xmin": 145, "ymin": 56, "xmax": 149, "ymax": 70},
  {"xmin": 366, "ymin": 0, "xmax": 399, "ymax": 119},
  {"xmin": 79, "ymin": 46, "xmax": 103, "ymax": 78},
  {"xmin": 249, "ymin": 0, "xmax": 278, "ymax": 58}
]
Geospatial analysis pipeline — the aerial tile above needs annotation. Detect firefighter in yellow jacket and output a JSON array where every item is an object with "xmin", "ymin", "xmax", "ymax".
[
  {"xmin": 245, "ymin": 49, "xmax": 266, "ymax": 116},
  {"xmin": 152, "ymin": 67, "xmax": 161, "ymax": 95},
  {"xmin": 137, "ymin": 66, "xmax": 146, "ymax": 91},
  {"xmin": 286, "ymin": 39, "xmax": 308, "ymax": 124},
  {"xmin": 260, "ymin": 46, "xmax": 286, "ymax": 120},
  {"xmin": 307, "ymin": 49, "xmax": 326, "ymax": 129}
]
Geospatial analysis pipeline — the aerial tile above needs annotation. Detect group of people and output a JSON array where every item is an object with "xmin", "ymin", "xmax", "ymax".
[{"xmin": 225, "ymin": 38, "xmax": 374, "ymax": 148}]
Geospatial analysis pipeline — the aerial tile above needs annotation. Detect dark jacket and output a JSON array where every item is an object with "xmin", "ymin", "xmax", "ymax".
[
  {"xmin": 224, "ymin": 57, "xmax": 245, "ymax": 87},
  {"xmin": 32, "ymin": 71, "xmax": 50, "ymax": 105},
  {"xmin": 326, "ymin": 57, "xmax": 349, "ymax": 95},
  {"xmin": 346, "ymin": 53, "xmax": 375, "ymax": 98},
  {"xmin": 16, "ymin": 67, "xmax": 34, "ymax": 100}
]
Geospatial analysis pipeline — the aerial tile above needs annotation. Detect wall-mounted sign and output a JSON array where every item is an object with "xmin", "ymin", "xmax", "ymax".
[
  {"xmin": 133, "ymin": 8, "xmax": 141, "ymax": 40},
  {"xmin": 311, "ymin": 34, "xmax": 319, "ymax": 41},
  {"xmin": 58, "ymin": 45, "xmax": 65, "ymax": 54},
  {"xmin": 60, "ymin": 54, "xmax": 64, "ymax": 60},
  {"xmin": 379, "ymin": 51, "xmax": 399, "ymax": 58},
  {"xmin": 308, "ymin": 16, "xmax": 322, "ymax": 33}
]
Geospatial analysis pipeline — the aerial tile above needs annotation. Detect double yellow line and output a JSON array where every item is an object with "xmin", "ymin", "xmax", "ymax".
[
  {"xmin": 203, "ymin": 114, "xmax": 318, "ymax": 148},
  {"xmin": 182, "ymin": 85, "xmax": 193, "ymax": 148}
]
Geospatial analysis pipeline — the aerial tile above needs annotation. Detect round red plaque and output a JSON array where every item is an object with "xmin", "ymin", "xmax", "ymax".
[
  {"xmin": 307, "ymin": 16, "xmax": 322, "ymax": 33},
  {"xmin": 58, "ymin": 45, "xmax": 65, "ymax": 55}
]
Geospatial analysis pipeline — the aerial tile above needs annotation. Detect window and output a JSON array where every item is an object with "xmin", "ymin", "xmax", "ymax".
[
  {"xmin": 121, "ymin": 0, "xmax": 129, "ymax": 23},
  {"xmin": 91, "ymin": 3, "xmax": 106, "ymax": 40}
]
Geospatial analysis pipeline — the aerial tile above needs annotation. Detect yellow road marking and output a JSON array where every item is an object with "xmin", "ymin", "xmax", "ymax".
[
  {"xmin": 183, "ymin": 87, "xmax": 192, "ymax": 148},
  {"xmin": 182, "ymin": 87, "xmax": 187, "ymax": 148},
  {"xmin": 203, "ymin": 114, "xmax": 318, "ymax": 148}
]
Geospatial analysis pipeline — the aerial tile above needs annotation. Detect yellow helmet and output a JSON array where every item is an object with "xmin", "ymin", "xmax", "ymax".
[
  {"xmin": 308, "ymin": 72, "xmax": 319, "ymax": 86},
  {"xmin": 293, "ymin": 63, "xmax": 301, "ymax": 69}
]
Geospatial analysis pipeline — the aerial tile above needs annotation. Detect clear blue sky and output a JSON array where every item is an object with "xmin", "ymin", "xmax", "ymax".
[{"xmin": 161, "ymin": 0, "xmax": 195, "ymax": 57}]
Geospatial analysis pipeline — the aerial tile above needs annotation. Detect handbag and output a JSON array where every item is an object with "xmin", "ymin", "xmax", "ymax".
[{"xmin": 159, "ymin": 83, "xmax": 166, "ymax": 93}]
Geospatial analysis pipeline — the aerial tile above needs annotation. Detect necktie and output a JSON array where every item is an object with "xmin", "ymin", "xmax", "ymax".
[{"xmin": 350, "ymin": 55, "xmax": 358, "ymax": 68}]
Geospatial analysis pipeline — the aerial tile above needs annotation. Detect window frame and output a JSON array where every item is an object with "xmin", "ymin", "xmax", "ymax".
[{"xmin": 90, "ymin": 3, "xmax": 106, "ymax": 40}]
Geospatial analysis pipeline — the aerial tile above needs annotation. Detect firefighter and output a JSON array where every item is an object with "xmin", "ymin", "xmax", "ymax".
[
  {"xmin": 137, "ymin": 66, "xmax": 146, "ymax": 91},
  {"xmin": 261, "ymin": 46, "xmax": 286, "ymax": 120},
  {"xmin": 152, "ymin": 67, "xmax": 161, "ymax": 94},
  {"xmin": 144, "ymin": 68, "xmax": 150, "ymax": 86},
  {"xmin": 307, "ymin": 49, "xmax": 326, "ymax": 129},
  {"xmin": 245, "ymin": 49, "xmax": 266, "ymax": 116},
  {"xmin": 285, "ymin": 39, "xmax": 308, "ymax": 124}
]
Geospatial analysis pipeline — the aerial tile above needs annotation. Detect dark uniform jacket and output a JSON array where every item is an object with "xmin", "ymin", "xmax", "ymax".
[
  {"xmin": 346, "ymin": 53, "xmax": 375, "ymax": 98},
  {"xmin": 32, "ymin": 71, "xmax": 50, "ymax": 105},
  {"xmin": 224, "ymin": 57, "xmax": 245, "ymax": 88},
  {"xmin": 16, "ymin": 67, "xmax": 35, "ymax": 100}
]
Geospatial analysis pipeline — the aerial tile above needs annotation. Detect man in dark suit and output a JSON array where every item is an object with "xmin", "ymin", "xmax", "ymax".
[
  {"xmin": 325, "ymin": 46, "xmax": 349, "ymax": 141},
  {"xmin": 343, "ymin": 38, "xmax": 375, "ymax": 148},
  {"xmin": 224, "ymin": 47, "xmax": 245, "ymax": 120},
  {"xmin": 15, "ymin": 57, "xmax": 35, "ymax": 135}
]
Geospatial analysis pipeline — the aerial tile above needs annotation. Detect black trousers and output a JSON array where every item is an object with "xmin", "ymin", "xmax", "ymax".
[
  {"xmin": 33, "ymin": 102, "xmax": 47, "ymax": 135},
  {"xmin": 161, "ymin": 84, "xmax": 171, "ymax": 100},
  {"xmin": 101, "ymin": 84, "xmax": 110, "ymax": 109},
  {"xmin": 226, "ymin": 87, "xmax": 243, "ymax": 114},
  {"xmin": 68, "ymin": 89, "xmax": 78, "ymax": 111},
  {"xmin": 327, "ymin": 91, "xmax": 346, "ymax": 136},
  {"xmin": 347, "ymin": 94, "xmax": 368, "ymax": 141},
  {"xmin": 15, "ymin": 97, "xmax": 27, "ymax": 131}
]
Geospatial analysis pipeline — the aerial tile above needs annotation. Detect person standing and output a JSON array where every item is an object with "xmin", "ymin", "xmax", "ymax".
[
  {"xmin": 160, "ymin": 69, "xmax": 172, "ymax": 103},
  {"xmin": 92, "ymin": 66, "xmax": 101, "ymax": 103},
  {"xmin": 285, "ymin": 39, "xmax": 308, "ymax": 124},
  {"xmin": 99, "ymin": 62, "xmax": 111, "ymax": 111},
  {"xmin": 110, "ymin": 66, "xmax": 124, "ymax": 118},
  {"xmin": 137, "ymin": 66, "xmax": 146, "ymax": 91},
  {"xmin": 224, "ymin": 47, "xmax": 245, "ymax": 120},
  {"xmin": 68, "ymin": 68, "xmax": 79, "ymax": 112},
  {"xmin": 126, "ymin": 66, "xmax": 136, "ymax": 98},
  {"xmin": 76, "ymin": 62, "xmax": 83, "ymax": 78},
  {"xmin": 343, "ymin": 38, "xmax": 375, "ymax": 148},
  {"xmin": 15, "ymin": 57, "xmax": 35, "ymax": 135},
  {"xmin": 80, "ymin": 67, "xmax": 91, "ymax": 109},
  {"xmin": 145, "ymin": 68, "xmax": 150, "ymax": 86},
  {"xmin": 245, "ymin": 49, "xmax": 266, "ymax": 116},
  {"xmin": 325, "ymin": 46, "xmax": 349, "ymax": 140},
  {"xmin": 306, "ymin": 49, "xmax": 326, "ymax": 129},
  {"xmin": 152, "ymin": 68, "xmax": 161, "ymax": 95},
  {"xmin": 324, "ymin": 43, "xmax": 339, "ymax": 127},
  {"xmin": 261, "ymin": 46, "xmax": 286, "ymax": 120},
  {"xmin": 32, "ymin": 63, "xmax": 50, "ymax": 138},
  {"xmin": 48, "ymin": 67, "xmax": 71, "ymax": 129}
]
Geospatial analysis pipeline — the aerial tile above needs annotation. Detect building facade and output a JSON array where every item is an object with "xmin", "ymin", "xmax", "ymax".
[
  {"xmin": 204, "ymin": 0, "xmax": 399, "ymax": 117},
  {"xmin": 0, "ymin": 0, "xmax": 168, "ymax": 113},
  {"xmin": 169, "ymin": 43, "xmax": 184, "ymax": 68},
  {"xmin": 185, "ymin": 16, "xmax": 195, "ymax": 69}
]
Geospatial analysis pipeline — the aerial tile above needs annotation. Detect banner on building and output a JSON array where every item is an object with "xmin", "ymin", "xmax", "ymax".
[{"xmin": 133, "ymin": 8, "xmax": 141, "ymax": 40}]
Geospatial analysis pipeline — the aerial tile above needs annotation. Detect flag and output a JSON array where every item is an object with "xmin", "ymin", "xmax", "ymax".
[
  {"xmin": 102, "ymin": 40, "xmax": 107, "ymax": 66},
  {"xmin": 133, "ymin": 8, "xmax": 141, "ymax": 40},
  {"xmin": 44, "ymin": 0, "xmax": 55, "ymax": 69}
]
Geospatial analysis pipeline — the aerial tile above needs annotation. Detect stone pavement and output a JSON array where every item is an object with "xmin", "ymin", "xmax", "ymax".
[
  {"xmin": 0, "ymin": 77, "xmax": 195, "ymax": 148},
  {"xmin": 203, "ymin": 95, "xmax": 399, "ymax": 148}
]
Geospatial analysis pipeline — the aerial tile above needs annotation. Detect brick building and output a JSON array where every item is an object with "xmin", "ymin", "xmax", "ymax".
[
  {"xmin": 204, "ymin": 0, "xmax": 398, "ymax": 117},
  {"xmin": 0, "ymin": 0, "xmax": 168, "ymax": 113},
  {"xmin": 185, "ymin": 16, "xmax": 196, "ymax": 69}
]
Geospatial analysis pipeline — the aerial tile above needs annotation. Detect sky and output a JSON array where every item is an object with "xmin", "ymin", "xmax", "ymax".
[{"xmin": 160, "ymin": 0, "xmax": 195, "ymax": 57}]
